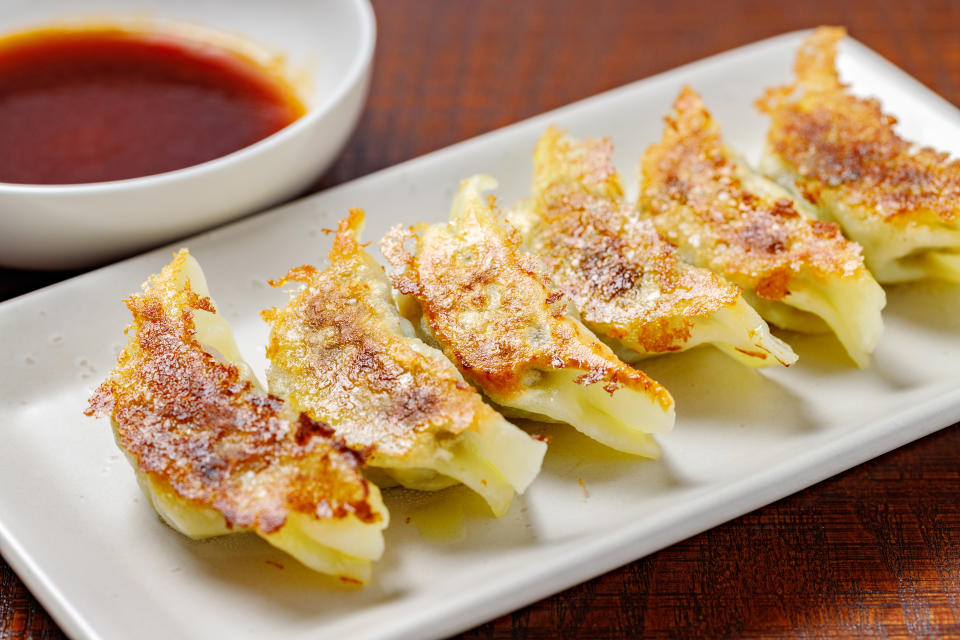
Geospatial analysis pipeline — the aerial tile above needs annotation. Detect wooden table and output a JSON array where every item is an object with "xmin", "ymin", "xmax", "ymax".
[{"xmin": 3, "ymin": 0, "xmax": 960, "ymax": 637}]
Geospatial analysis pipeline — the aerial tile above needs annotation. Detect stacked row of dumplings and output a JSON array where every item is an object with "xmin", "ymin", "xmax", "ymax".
[{"xmin": 85, "ymin": 27, "xmax": 960, "ymax": 584}]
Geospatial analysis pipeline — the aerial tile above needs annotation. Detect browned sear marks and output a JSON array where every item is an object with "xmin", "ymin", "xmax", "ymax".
[
  {"xmin": 264, "ymin": 209, "xmax": 503, "ymax": 460},
  {"xmin": 380, "ymin": 177, "xmax": 672, "ymax": 410},
  {"xmin": 85, "ymin": 250, "xmax": 379, "ymax": 534},
  {"xmin": 757, "ymin": 26, "xmax": 960, "ymax": 222},
  {"xmin": 641, "ymin": 86, "xmax": 866, "ymax": 300},
  {"xmin": 524, "ymin": 127, "xmax": 742, "ymax": 353}
]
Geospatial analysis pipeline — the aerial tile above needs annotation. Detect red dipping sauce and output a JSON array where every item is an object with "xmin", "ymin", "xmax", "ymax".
[{"xmin": 0, "ymin": 26, "xmax": 305, "ymax": 184}]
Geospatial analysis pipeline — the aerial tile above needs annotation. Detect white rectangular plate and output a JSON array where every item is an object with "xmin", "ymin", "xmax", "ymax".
[{"xmin": 3, "ymin": 30, "xmax": 960, "ymax": 640}]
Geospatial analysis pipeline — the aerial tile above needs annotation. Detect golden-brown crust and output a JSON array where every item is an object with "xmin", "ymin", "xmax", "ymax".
[
  {"xmin": 85, "ymin": 250, "xmax": 379, "ymax": 533},
  {"xmin": 380, "ymin": 181, "xmax": 672, "ymax": 410},
  {"xmin": 527, "ymin": 127, "xmax": 741, "ymax": 350},
  {"xmin": 641, "ymin": 86, "xmax": 866, "ymax": 299},
  {"xmin": 264, "ymin": 209, "xmax": 497, "ymax": 460},
  {"xmin": 757, "ymin": 26, "xmax": 960, "ymax": 222}
]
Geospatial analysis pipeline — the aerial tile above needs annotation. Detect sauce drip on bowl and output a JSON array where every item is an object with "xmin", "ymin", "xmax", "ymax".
[{"xmin": 0, "ymin": 27, "xmax": 305, "ymax": 184}]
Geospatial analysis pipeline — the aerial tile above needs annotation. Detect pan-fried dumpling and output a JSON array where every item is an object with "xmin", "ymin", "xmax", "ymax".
[
  {"xmin": 639, "ymin": 87, "xmax": 885, "ymax": 366},
  {"xmin": 85, "ymin": 250, "xmax": 388, "ymax": 584},
  {"xmin": 508, "ymin": 126, "xmax": 797, "ymax": 369},
  {"xmin": 757, "ymin": 26, "xmax": 960, "ymax": 284},
  {"xmin": 263, "ymin": 210, "xmax": 546, "ymax": 517},
  {"xmin": 380, "ymin": 175, "xmax": 675, "ymax": 458}
]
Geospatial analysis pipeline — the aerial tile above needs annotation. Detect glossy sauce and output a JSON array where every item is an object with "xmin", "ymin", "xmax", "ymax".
[{"xmin": 0, "ymin": 27, "xmax": 305, "ymax": 184}]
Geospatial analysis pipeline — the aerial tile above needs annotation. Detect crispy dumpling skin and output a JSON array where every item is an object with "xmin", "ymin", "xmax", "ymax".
[
  {"xmin": 85, "ymin": 250, "xmax": 387, "ymax": 584},
  {"xmin": 757, "ymin": 26, "xmax": 960, "ymax": 284},
  {"xmin": 508, "ymin": 126, "xmax": 797, "ymax": 369},
  {"xmin": 263, "ymin": 210, "xmax": 546, "ymax": 517},
  {"xmin": 381, "ymin": 175, "xmax": 675, "ymax": 458},
  {"xmin": 639, "ymin": 87, "xmax": 885, "ymax": 367}
]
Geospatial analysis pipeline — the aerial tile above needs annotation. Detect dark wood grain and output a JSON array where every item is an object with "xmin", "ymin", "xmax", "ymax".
[{"xmin": 3, "ymin": 1, "xmax": 960, "ymax": 638}]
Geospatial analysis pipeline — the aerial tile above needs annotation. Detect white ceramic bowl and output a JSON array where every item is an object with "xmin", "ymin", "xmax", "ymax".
[{"xmin": 0, "ymin": 0, "xmax": 375, "ymax": 270}]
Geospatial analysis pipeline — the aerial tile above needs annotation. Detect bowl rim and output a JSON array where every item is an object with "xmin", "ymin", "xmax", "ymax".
[{"xmin": 0, "ymin": 0, "xmax": 376, "ymax": 195}]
